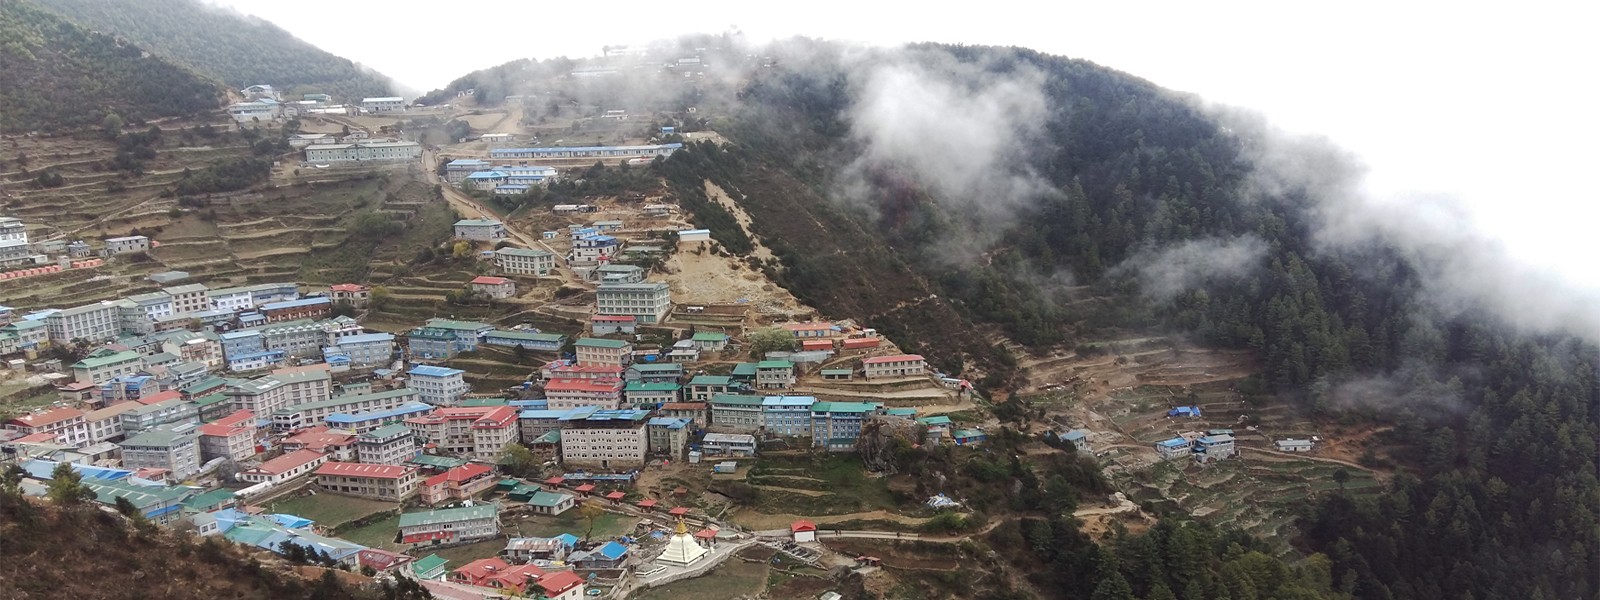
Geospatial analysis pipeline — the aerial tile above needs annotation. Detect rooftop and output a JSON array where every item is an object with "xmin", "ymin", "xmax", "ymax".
[
  {"xmin": 315, "ymin": 462, "xmax": 415, "ymax": 479},
  {"xmin": 454, "ymin": 219, "xmax": 503, "ymax": 227},
  {"xmin": 575, "ymin": 337, "xmax": 629, "ymax": 349},
  {"xmin": 398, "ymin": 503, "xmax": 498, "ymax": 528},
  {"xmin": 408, "ymin": 365, "xmax": 465, "ymax": 378},
  {"xmin": 247, "ymin": 449, "xmax": 327, "ymax": 475},
  {"xmin": 863, "ymin": 354, "xmax": 925, "ymax": 365}
]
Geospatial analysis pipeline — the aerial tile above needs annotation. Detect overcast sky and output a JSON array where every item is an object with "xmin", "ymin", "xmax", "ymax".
[{"xmin": 210, "ymin": 0, "xmax": 1598, "ymax": 296}]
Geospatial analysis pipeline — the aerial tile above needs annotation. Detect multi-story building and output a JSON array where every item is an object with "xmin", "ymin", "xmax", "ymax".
[
  {"xmin": 481, "ymin": 330, "xmax": 566, "ymax": 352},
  {"xmin": 453, "ymin": 219, "xmax": 508, "ymax": 242},
  {"xmin": 405, "ymin": 406, "xmax": 518, "ymax": 460},
  {"xmin": 469, "ymin": 276, "xmax": 516, "ymax": 299},
  {"xmin": 756, "ymin": 360, "xmax": 796, "ymax": 389},
  {"xmin": 494, "ymin": 247, "xmax": 556, "ymax": 276},
  {"xmin": 862, "ymin": 354, "xmax": 927, "ymax": 380},
  {"xmin": 444, "ymin": 159, "xmax": 492, "ymax": 183},
  {"xmin": 0, "ymin": 319, "xmax": 47, "ymax": 353},
  {"xmin": 761, "ymin": 396, "xmax": 816, "ymax": 437},
  {"xmin": 272, "ymin": 388, "xmax": 420, "ymax": 431},
  {"xmin": 304, "ymin": 141, "xmax": 422, "ymax": 163},
  {"xmin": 540, "ymin": 361, "xmax": 622, "ymax": 382},
  {"xmin": 170, "ymin": 336, "xmax": 224, "ymax": 370},
  {"xmin": 574, "ymin": 337, "xmax": 631, "ymax": 368},
  {"xmin": 82, "ymin": 479, "xmax": 194, "ymax": 525},
  {"xmin": 488, "ymin": 143, "xmax": 681, "ymax": 161},
  {"xmin": 103, "ymin": 235, "xmax": 151, "ymax": 255},
  {"xmin": 119, "ymin": 425, "xmax": 201, "ymax": 480},
  {"xmin": 4, "ymin": 407, "xmax": 89, "ymax": 446},
  {"xmin": 810, "ymin": 402, "xmax": 884, "ymax": 451},
  {"xmin": 225, "ymin": 369, "xmax": 334, "ymax": 415},
  {"xmin": 406, "ymin": 318, "xmax": 493, "ymax": 360},
  {"xmin": 119, "ymin": 398, "xmax": 199, "ymax": 435},
  {"xmin": 261, "ymin": 297, "xmax": 332, "ymax": 323},
  {"xmin": 239, "ymin": 448, "xmax": 330, "ymax": 484},
  {"xmin": 197, "ymin": 410, "xmax": 259, "ymax": 462},
  {"xmin": 360, "ymin": 97, "xmax": 405, "ymax": 112},
  {"xmin": 624, "ymin": 381, "xmax": 679, "ymax": 407},
  {"xmin": 0, "ymin": 216, "xmax": 30, "ymax": 266},
  {"xmin": 70, "ymin": 349, "xmax": 143, "ymax": 385},
  {"xmin": 516, "ymin": 408, "xmax": 575, "ymax": 444},
  {"xmin": 568, "ymin": 234, "xmax": 620, "ymax": 265},
  {"xmin": 321, "ymin": 332, "xmax": 394, "ymax": 369},
  {"xmin": 625, "ymin": 363, "xmax": 682, "ymax": 384},
  {"xmin": 162, "ymin": 284, "xmax": 211, "ymax": 315},
  {"xmin": 328, "ymin": 283, "xmax": 371, "ymax": 307},
  {"xmin": 398, "ymin": 503, "xmax": 500, "ymax": 545},
  {"xmin": 658, "ymin": 402, "xmax": 707, "ymax": 425},
  {"xmin": 595, "ymin": 282, "xmax": 671, "ymax": 324},
  {"xmin": 314, "ymin": 462, "xmax": 422, "ymax": 501},
  {"xmin": 701, "ymin": 432, "xmax": 758, "ymax": 456},
  {"xmin": 83, "ymin": 401, "xmax": 144, "ymax": 444},
  {"xmin": 558, "ymin": 409, "xmax": 650, "ymax": 469},
  {"xmin": 207, "ymin": 286, "xmax": 256, "ymax": 313},
  {"xmin": 281, "ymin": 427, "xmax": 358, "ymax": 460},
  {"xmin": 592, "ymin": 264, "xmax": 645, "ymax": 284},
  {"xmin": 407, "ymin": 366, "xmax": 468, "ymax": 406},
  {"xmin": 355, "ymin": 423, "xmax": 418, "ymax": 465},
  {"xmin": 646, "ymin": 417, "xmax": 692, "ymax": 459},
  {"xmin": 220, "ymin": 319, "xmax": 328, "ymax": 360},
  {"xmin": 46, "ymin": 302, "xmax": 121, "ymax": 344},
  {"xmin": 126, "ymin": 292, "xmax": 176, "ymax": 321},
  {"xmin": 417, "ymin": 464, "xmax": 496, "ymax": 506},
  {"xmin": 544, "ymin": 379, "xmax": 623, "ymax": 410},
  {"xmin": 325, "ymin": 402, "xmax": 435, "ymax": 434},
  {"xmin": 688, "ymin": 376, "xmax": 734, "ymax": 402}
]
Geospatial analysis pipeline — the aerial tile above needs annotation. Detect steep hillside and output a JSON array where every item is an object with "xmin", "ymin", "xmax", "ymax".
[
  {"xmin": 0, "ymin": 486, "xmax": 409, "ymax": 600},
  {"xmin": 0, "ymin": 0, "xmax": 222, "ymax": 133},
  {"xmin": 653, "ymin": 42, "xmax": 1597, "ymax": 600},
  {"xmin": 35, "ymin": 0, "xmax": 392, "ymax": 101}
]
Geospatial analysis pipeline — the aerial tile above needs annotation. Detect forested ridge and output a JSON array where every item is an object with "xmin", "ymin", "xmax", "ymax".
[
  {"xmin": 34, "ymin": 0, "xmax": 392, "ymax": 102},
  {"xmin": 0, "ymin": 0, "xmax": 221, "ymax": 133},
  {"xmin": 659, "ymin": 42, "xmax": 1598, "ymax": 600}
]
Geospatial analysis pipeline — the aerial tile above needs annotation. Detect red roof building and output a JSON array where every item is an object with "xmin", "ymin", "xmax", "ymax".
[
  {"xmin": 314, "ymin": 462, "xmax": 423, "ymax": 501},
  {"xmin": 544, "ymin": 378, "xmax": 624, "ymax": 410},
  {"xmin": 535, "ymin": 570, "xmax": 585, "ymax": 598},
  {"xmin": 239, "ymin": 449, "xmax": 329, "ymax": 484},
  {"xmin": 281, "ymin": 426, "xmax": 357, "ymax": 459},
  {"xmin": 420, "ymin": 463, "xmax": 496, "ymax": 505},
  {"xmin": 357, "ymin": 548, "xmax": 413, "ymax": 573},
  {"xmin": 604, "ymin": 491, "xmax": 626, "ymax": 502},
  {"xmin": 668, "ymin": 507, "xmax": 689, "ymax": 517},
  {"xmin": 791, "ymin": 519, "xmax": 818, "ymax": 542},
  {"xmin": 450, "ymin": 558, "xmax": 559, "ymax": 594},
  {"xmin": 469, "ymin": 276, "xmax": 516, "ymax": 299},
  {"xmin": 841, "ymin": 337, "xmax": 881, "ymax": 350},
  {"xmin": 801, "ymin": 339, "xmax": 834, "ymax": 351},
  {"xmin": 574, "ymin": 483, "xmax": 595, "ymax": 495},
  {"xmin": 637, "ymin": 498, "xmax": 658, "ymax": 510},
  {"xmin": 862, "ymin": 354, "xmax": 927, "ymax": 380}
]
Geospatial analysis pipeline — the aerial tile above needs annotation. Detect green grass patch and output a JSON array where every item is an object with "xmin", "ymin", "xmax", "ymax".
[
  {"xmin": 507, "ymin": 510, "xmax": 636, "ymax": 540},
  {"xmin": 339, "ymin": 514, "xmax": 402, "ymax": 550},
  {"xmin": 266, "ymin": 494, "xmax": 395, "ymax": 529}
]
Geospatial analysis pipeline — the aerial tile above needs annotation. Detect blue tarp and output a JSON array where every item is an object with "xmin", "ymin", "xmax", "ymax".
[
  {"xmin": 1167, "ymin": 406, "xmax": 1202, "ymax": 417},
  {"xmin": 597, "ymin": 541, "xmax": 628, "ymax": 560}
]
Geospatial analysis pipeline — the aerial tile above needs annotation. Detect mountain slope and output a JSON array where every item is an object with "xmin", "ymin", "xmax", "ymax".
[
  {"xmin": 0, "ymin": 0, "xmax": 222, "ymax": 133},
  {"xmin": 658, "ymin": 42, "xmax": 1597, "ymax": 600},
  {"xmin": 34, "ymin": 0, "xmax": 392, "ymax": 101}
]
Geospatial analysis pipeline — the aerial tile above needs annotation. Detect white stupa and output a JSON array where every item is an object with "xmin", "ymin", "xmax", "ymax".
[{"xmin": 656, "ymin": 517, "xmax": 709, "ymax": 566}]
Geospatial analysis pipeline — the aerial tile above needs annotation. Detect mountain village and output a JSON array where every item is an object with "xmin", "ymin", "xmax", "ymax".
[{"xmin": 1, "ymin": 48, "xmax": 1358, "ymax": 600}]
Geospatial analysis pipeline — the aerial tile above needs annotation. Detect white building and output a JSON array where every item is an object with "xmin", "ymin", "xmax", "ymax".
[
  {"xmin": 596, "ymin": 283, "xmax": 672, "ymax": 324},
  {"xmin": 489, "ymin": 143, "xmax": 682, "ymax": 161},
  {"xmin": 162, "ymin": 283, "xmax": 211, "ymax": 315},
  {"xmin": 46, "ymin": 302, "xmax": 119, "ymax": 344},
  {"xmin": 454, "ymin": 219, "xmax": 508, "ymax": 241},
  {"xmin": 304, "ymin": 141, "xmax": 422, "ymax": 163},
  {"xmin": 469, "ymin": 276, "xmax": 516, "ymax": 299},
  {"xmin": 119, "ymin": 426, "xmax": 201, "ymax": 480},
  {"xmin": 559, "ymin": 409, "xmax": 650, "ymax": 469},
  {"xmin": 495, "ymin": 247, "xmax": 556, "ymax": 276},
  {"xmin": 361, "ymin": 97, "xmax": 405, "ymax": 112},
  {"xmin": 224, "ymin": 369, "xmax": 335, "ymax": 415},
  {"xmin": 406, "ymin": 365, "xmax": 468, "ymax": 406},
  {"xmin": 227, "ymin": 101, "xmax": 283, "ymax": 123},
  {"xmin": 103, "ymin": 235, "xmax": 150, "ymax": 255},
  {"xmin": 0, "ymin": 217, "xmax": 31, "ymax": 266},
  {"xmin": 862, "ymin": 354, "xmax": 927, "ymax": 380}
]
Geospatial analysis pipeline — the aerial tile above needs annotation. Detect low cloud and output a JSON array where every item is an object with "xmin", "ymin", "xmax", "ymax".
[
  {"xmin": 834, "ymin": 50, "xmax": 1057, "ymax": 260},
  {"xmin": 1212, "ymin": 104, "xmax": 1600, "ymax": 343},
  {"xmin": 1119, "ymin": 235, "xmax": 1268, "ymax": 301}
]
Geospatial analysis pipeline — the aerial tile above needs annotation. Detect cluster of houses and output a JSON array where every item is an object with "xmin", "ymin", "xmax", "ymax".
[
  {"xmin": 445, "ymin": 160, "xmax": 559, "ymax": 196},
  {"xmin": 226, "ymin": 85, "xmax": 405, "ymax": 124},
  {"xmin": 1154, "ymin": 429, "xmax": 1238, "ymax": 463},
  {"xmin": 0, "ymin": 216, "xmax": 178, "ymax": 272}
]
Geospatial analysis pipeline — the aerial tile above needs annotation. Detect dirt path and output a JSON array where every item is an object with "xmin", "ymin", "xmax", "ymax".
[{"xmin": 1247, "ymin": 447, "xmax": 1381, "ymax": 476}]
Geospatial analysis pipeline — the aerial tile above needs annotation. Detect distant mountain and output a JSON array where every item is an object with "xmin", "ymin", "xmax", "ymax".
[
  {"xmin": 0, "ymin": 0, "xmax": 222, "ymax": 133},
  {"xmin": 34, "ymin": 0, "xmax": 393, "ymax": 102}
]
